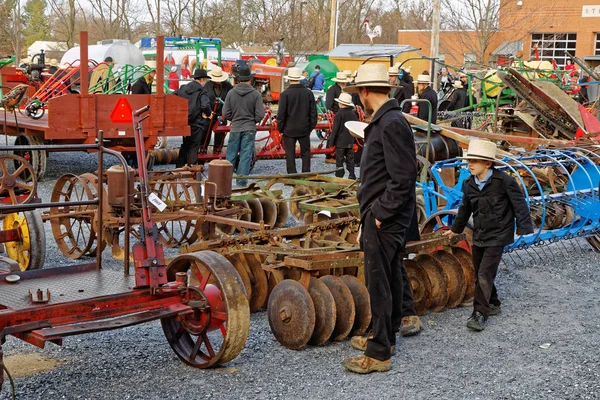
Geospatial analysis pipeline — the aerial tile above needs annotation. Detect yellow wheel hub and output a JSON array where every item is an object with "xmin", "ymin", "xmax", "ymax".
[{"xmin": 3, "ymin": 212, "xmax": 31, "ymax": 271}]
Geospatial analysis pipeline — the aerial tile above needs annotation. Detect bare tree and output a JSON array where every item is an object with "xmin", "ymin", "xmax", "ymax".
[{"xmin": 48, "ymin": 0, "xmax": 79, "ymax": 48}]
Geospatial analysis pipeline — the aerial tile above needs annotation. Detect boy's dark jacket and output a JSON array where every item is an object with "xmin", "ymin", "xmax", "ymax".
[
  {"xmin": 327, "ymin": 107, "xmax": 358, "ymax": 148},
  {"xmin": 451, "ymin": 168, "xmax": 534, "ymax": 247}
]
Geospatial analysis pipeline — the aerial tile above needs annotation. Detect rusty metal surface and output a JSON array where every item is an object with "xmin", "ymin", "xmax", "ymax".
[
  {"xmin": 404, "ymin": 259, "xmax": 432, "ymax": 316},
  {"xmin": 319, "ymin": 275, "xmax": 355, "ymax": 342},
  {"xmin": 307, "ymin": 276, "xmax": 336, "ymax": 346},
  {"xmin": 340, "ymin": 275, "xmax": 371, "ymax": 337},
  {"xmin": 415, "ymin": 254, "xmax": 449, "ymax": 313},
  {"xmin": 432, "ymin": 250, "xmax": 466, "ymax": 309}
]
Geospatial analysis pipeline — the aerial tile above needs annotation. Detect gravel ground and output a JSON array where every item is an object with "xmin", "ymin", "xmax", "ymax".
[{"xmin": 1, "ymin": 134, "xmax": 600, "ymax": 400}]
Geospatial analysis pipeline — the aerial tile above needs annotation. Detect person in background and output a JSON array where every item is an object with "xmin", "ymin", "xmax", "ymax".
[
  {"xmin": 438, "ymin": 67, "xmax": 454, "ymax": 94},
  {"xmin": 173, "ymin": 69, "xmax": 212, "ymax": 168},
  {"xmin": 90, "ymin": 56, "xmax": 115, "ymax": 94},
  {"xmin": 205, "ymin": 66, "xmax": 233, "ymax": 154},
  {"xmin": 398, "ymin": 66, "xmax": 415, "ymax": 113},
  {"xmin": 168, "ymin": 66, "xmax": 179, "ymax": 91},
  {"xmin": 300, "ymin": 70, "xmax": 309, "ymax": 87},
  {"xmin": 309, "ymin": 65, "xmax": 325, "ymax": 91},
  {"xmin": 415, "ymin": 74, "xmax": 438, "ymax": 124},
  {"xmin": 327, "ymin": 92, "xmax": 358, "ymax": 179},
  {"xmin": 277, "ymin": 67, "xmax": 317, "ymax": 173},
  {"xmin": 131, "ymin": 69, "xmax": 156, "ymax": 94},
  {"xmin": 445, "ymin": 140, "xmax": 533, "ymax": 331},
  {"xmin": 181, "ymin": 63, "xmax": 191, "ymax": 80},
  {"xmin": 326, "ymin": 72, "xmax": 350, "ymax": 114},
  {"xmin": 223, "ymin": 66, "xmax": 265, "ymax": 186},
  {"xmin": 564, "ymin": 59, "xmax": 576, "ymax": 76},
  {"xmin": 447, "ymin": 80, "xmax": 469, "ymax": 128}
]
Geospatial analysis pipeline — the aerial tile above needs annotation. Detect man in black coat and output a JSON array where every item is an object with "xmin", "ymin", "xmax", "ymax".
[
  {"xmin": 325, "ymin": 72, "xmax": 349, "ymax": 113},
  {"xmin": 205, "ymin": 66, "xmax": 233, "ymax": 154},
  {"xmin": 131, "ymin": 70, "xmax": 156, "ymax": 94},
  {"xmin": 327, "ymin": 93, "xmax": 357, "ymax": 179},
  {"xmin": 445, "ymin": 140, "xmax": 533, "ymax": 331},
  {"xmin": 415, "ymin": 73, "xmax": 438, "ymax": 124},
  {"xmin": 447, "ymin": 80, "xmax": 469, "ymax": 129},
  {"xmin": 277, "ymin": 67, "xmax": 317, "ymax": 173},
  {"xmin": 342, "ymin": 64, "xmax": 419, "ymax": 374},
  {"xmin": 173, "ymin": 69, "xmax": 212, "ymax": 167}
]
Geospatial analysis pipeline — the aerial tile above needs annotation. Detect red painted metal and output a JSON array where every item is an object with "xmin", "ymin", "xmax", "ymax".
[{"xmin": 0, "ymin": 227, "xmax": 23, "ymax": 243}]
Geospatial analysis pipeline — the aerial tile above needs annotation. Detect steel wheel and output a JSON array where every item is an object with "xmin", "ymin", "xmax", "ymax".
[
  {"xmin": 421, "ymin": 210, "xmax": 473, "ymax": 250},
  {"xmin": 0, "ymin": 154, "xmax": 37, "ymax": 204},
  {"xmin": 79, "ymin": 173, "xmax": 107, "ymax": 257},
  {"xmin": 153, "ymin": 177, "xmax": 196, "ymax": 247},
  {"xmin": 49, "ymin": 174, "xmax": 96, "ymax": 259},
  {"xmin": 225, "ymin": 254, "xmax": 253, "ymax": 301},
  {"xmin": 13, "ymin": 135, "xmax": 46, "ymax": 181},
  {"xmin": 161, "ymin": 251, "xmax": 250, "ymax": 368},
  {"xmin": 2, "ymin": 210, "xmax": 45, "ymax": 271}
]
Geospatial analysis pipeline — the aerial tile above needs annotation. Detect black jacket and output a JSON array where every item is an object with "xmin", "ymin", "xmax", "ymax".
[
  {"xmin": 395, "ymin": 73, "xmax": 414, "ymax": 113},
  {"xmin": 417, "ymin": 86, "xmax": 438, "ymax": 124},
  {"xmin": 447, "ymin": 88, "xmax": 468, "ymax": 111},
  {"xmin": 328, "ymin": 107, "xmax": 358, "ymax": 149},
  {"xmin": 173, "ymin": 81, "xmax": 211, "ymax": 128},
  {"xmin": 277, "ymin": 84, "xmax": 317, "ymax": 138},
  {"xmin": 451, "ymin": 168, "xmax": 534, "ymax": 247},
  {"xmin": 131, "ymin": 76, "xmax": 152, "ymax": 94},
  {"xmin": 205, "ymin": 80, "xmax": 233, "ymax": 116},
  {"xmin": 357, "ymin": 99, "xmax": 417, "ymax": 228},
  {"xmin": 325, "ymin": 83, "xmax": 342, "ymax": 113}
]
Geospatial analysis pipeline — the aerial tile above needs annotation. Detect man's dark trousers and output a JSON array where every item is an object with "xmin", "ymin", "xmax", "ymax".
[
  {"xmin": 176, "ymin": 125, "xmax": 204, "ymax": 167},
  {"xmin": 472, "ymin": 245, "xmax": 503, "ymax": 318},
  {"xmin": 283, "ymin": 134, "xmax": 310, "ymax": 173},
  {"xmin": 335, "ymin": 147, "xmax": 355, "ymax": 179},
  {"xmin": 362, "ymin": 210, "xmax": 407, "ymax": 361}
]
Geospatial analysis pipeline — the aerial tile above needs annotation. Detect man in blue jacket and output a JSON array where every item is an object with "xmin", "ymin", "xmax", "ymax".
[{"xmin": 309, "ymin": 65, "xmax": 325, "ymax": 91}]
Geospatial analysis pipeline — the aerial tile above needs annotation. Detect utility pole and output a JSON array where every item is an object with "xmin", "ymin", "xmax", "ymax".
[
  {"xmin": 328, "ymin": 0, "xmax": 337, "ymax": 51},
  {"xmin": 430, "ymin": 0, "xmax": 441, "ymax": 90}
]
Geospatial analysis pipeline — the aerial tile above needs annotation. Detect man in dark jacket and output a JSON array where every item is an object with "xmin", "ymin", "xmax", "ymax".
[
  {"xmin": 415, "ymin": 73, "xmax": 438, "ymax": 124},
  {"xmin": 447, "ymin": 80, "xmax": 469, "ymax": 128},
  {"xmin": 445, "ymin": 140, "xmax": 533, "ymax": 331},
  {"xmin": 325, "ymin": 72, "xmax": 349, "ymax": 113},
  {"xmin": 277, "ymin": 67, "xmax": 317, "ymax": 173},
  {"xmin": 173, "ymin": 69, "xmax": 212, "ymax": 167},
  {"xmin": 327, "ymin": 93, "xmax": 357, "ymax": 179},
  {"xmin": 222, "ymin": 66, "xmax": 265, "ymax": 184},
  {"xmin": 398, "ymin": 67, "xmax": 415, "ymax": 113},
  {"xmin": 205, "ymin": 66, "xmax": 233, "ymax": 154},
  {"xmin": 131, "ymin": 70, "xmax": 156, "ymax": 94},
  {"xmin": 342, "ymin": 64, "xmax": 418, "ymax": 374}
]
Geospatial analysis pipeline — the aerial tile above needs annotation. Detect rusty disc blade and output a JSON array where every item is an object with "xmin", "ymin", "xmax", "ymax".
[
  {"xmin": 340, "ymin": 275, "xmax": 371, "ymax": 337},
  {"xmin": 432, "ymin": 250, "xmax": 466, "ymax": 309},
  {"xmin": 225, "ymin": 255, "xmax": 252, "ymax": 301},
  {"xmin": 259, "ymin": 198, "xmax": 278, "ymax": 227},
  {"xmin": 246, "ymin": 198, "xmax": 263, "ymax": 224},
  {"xmin": 264, "ymin": 269, "xmax": 285, "ymax": 309},
  {"xmin": 319, "ymin": 275, "xmax": 355, "ymax": 341},
  {"xmin": 237, "ymin": 200, "xmax": 251, "ymax": 222},
  {"xmin": 307, "ymin": 276, "xmax": 336, "ymax": 346},
  {"xmin": 415, "ymin": 254, "xmax": 448, "ymax": 312},
  {"xmin": 289, "ymin": 185, "xmax": 310, "ymax": 220},
  {"xmin": 403, "ymin": 259, "xmax": 432, "ymax": 316},
  {"xmin": 275, "ymin": 200, "xmax": 289, "ymax": 228},
  {"xmin": 235, "ymin": 253, "xmax": 268, "ymax": 312},
  {"xmin": 267, "ymin": 279, "xmax": 315, "ymax": 350},
  {"xmin": 451, "ymin": 247, "xmax": 475, "ymax": 304}
]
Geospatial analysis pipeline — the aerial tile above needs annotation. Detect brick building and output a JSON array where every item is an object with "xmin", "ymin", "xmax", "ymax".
[{"xmin": 397, "ymin": 0, "xmax": 600, "ymax": 69}]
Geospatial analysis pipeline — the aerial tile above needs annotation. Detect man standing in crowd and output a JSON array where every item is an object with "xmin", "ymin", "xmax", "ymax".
[
  {"xmin": 173, "ymin": 69, "xmax": 212, "ymax": 168},
  {"xmin": 341, "ymin": 64, "xmax": 418, "ymax": 374},
  {"xmin": 300, "ymin": 70, "xmax": 309, "ymax": 87},
  {"xmin": 309, "ymin": 65, "xmax": 325, "ymax": 91},
  {"xmin": 205, "ymin": 66, "xmax": 233, "ymax": 154},
  {"xmin": 222, "ymin": 66, "xmax": 265, "ymax": 185},
  {"xmin": 416, "ymin": 73, "xmax": 438, "ymax": 124},
  {"xmin": 131, "ymin": 69, "xmax": 156, "ymax": 94},
  {"xmin": 447, "ymin": 80, "xmax": 469, "ymax": 128},
  {"xmin": 277, "ymin": 67, "xmax": 317, "ymax": 173},
  {"xmin": 326, "ymin": 72, "xmax": 350, "ymax": 114},
  {"xmin": 327, "ymin": 92, "xmax": 357, "ymax": 179}
]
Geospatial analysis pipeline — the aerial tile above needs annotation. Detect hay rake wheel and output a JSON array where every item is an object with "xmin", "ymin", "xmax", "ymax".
[
  {"xmin": 0, "ymin": 153, "xmax": 37, "ymax": 204},
  {"xmin": 152, "ymin": 176, "xmax": 196, "ymax": 247}
]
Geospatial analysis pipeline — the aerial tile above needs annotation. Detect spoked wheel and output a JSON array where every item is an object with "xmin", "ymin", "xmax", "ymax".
[
  {"xmin": 49, "ymin": 174, "xmax": 97, "ymax": 259},
  {"xmin": 0, "ymin": 154, "xmax": 37, "ymax": 204},
  {"xmin": 421, "ymin": 210, "xmax": 473, "ymax": 250},
  {"xmin": 79, "ymin": 173, "xmax": 107, "ymax": 257},
  {"xmin": 153, "ymin": 176, "xmax": 196, "ymax": 247},
  {"xmin": 25, "ymin": 101, "xmax": 45, "ymax": 119},
  {"xmin": 2, "ymin": 210, "xmax": 45, "ymax": 271},
  {"xmin": 13, "ymin": 135, "xmax": 46, "ymax": 181},
  {"xmin": 161, "ymin": 251, "xmax": 250, "ymax": 368}
]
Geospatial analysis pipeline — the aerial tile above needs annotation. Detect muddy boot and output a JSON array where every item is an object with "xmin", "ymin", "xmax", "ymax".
[
  {"xmin": 343, "ymin": 354, "xmax": 391, "ymax": 374},
  {"xmin": 400, "ymin": 315, "xmax": 423, "ymax": 337},
  {"xmin": 350, "ymin": 334, "xmax": 396, "ymax": 355}
]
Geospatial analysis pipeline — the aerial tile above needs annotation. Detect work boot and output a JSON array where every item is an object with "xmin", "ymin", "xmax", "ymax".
[
  {"xmin": 490, "ymin": 304, "xmax": 502, "ymax": 316},
  {"xmin": 466, "ymin": 311, "xmax": 487, "ymax": 331},
  {"xmin": 350, "ymin": 334, "xmax": 395, "ymax": 355},
  {"xmin": 342, "ymin": 354, "xmax": 391, "ymax": 374},
  {"xmin": 400, "ymin": 315, "xmax": 423, "ymax": 337}
]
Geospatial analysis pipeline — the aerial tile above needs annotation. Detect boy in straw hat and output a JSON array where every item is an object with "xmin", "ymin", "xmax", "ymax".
[
  {"xmin": 341, "ymin": 63, "xmax": 422, "ymax": 374},
  {"xmin": 326, "ymin": 72, "xmax": 350, "ymax": 114},
  {"xmin": 277, "ymin": 67, "xmax": 317, "ymax": 173},
  {"xmin": 415, "ymin": 73, "xmax": 438, "ymax": 123},
  {"xmin": 327, "ymin": 93, "xmax": 358, "ymax": 179},
  {"xmin": 444, "ymin": 140, "xmax": 533, "ymax": 331}
]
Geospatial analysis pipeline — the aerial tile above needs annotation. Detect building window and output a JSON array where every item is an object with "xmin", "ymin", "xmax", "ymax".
[
  {"xmin": 596, "ymin": 33, "xmax": 600, "ymax": 56},
  {"xmin": 530, "ymin": 33, "xmax": 576, "ymax": 66}
]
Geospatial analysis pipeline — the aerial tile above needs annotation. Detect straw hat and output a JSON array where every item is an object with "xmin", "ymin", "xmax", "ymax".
[
  {"xmin": 343, "ymin": 69, "xmax": 352, "ymax": 78},
  {"xmin": 388, "ymin": 66, "xmax": 399, "ymax": 76},
  {"xmin": 285, "ymin": 67, "xmax": 303, "ymax": 81},
  {"xmin": 49, "ymin": 59, "xmax": 58, "ymax": 67},
  {"xmin": 335, "ymin": 93, "xmax": 354, "ymax": 107},
  {"xmin": 459, "ymin": 140, "xmax": 498, "ymax": 162},
  {"xmin": 452, "ymin": 80, "xmax": 464, "ymax": 89},
  {"xmin": 415, "ymin": 74, "xmax": 432, "ymax": 84},
  {"xmin": 343, "ymin": 64, "xmax": 398, "ymax": 93},
  {"xmin": 208, "ymin": 66, "xmax": 229, "ymax": 82},
  {"xmin": 345, "ymin": 121, "xmax": 368, "ymax": 139},
  {"xmin": 332, "ymin": 71, "xmax": 350, "ymax": 83}
]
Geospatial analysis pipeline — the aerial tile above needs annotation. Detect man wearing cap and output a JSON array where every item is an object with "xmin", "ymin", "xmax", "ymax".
[
  {"xmin": 222, "ymin": 66, "xmax": 265, "ymax": 184},
  {"xmin": 326, "ymin": 72, "xmax": 349, "ymax": 114},
  {"xmin": 444, "ymin": 140, "xmax": 533, "ymax": 331},
  {"xmin": 415, "ymin": 73, "xmax": 438, "ymax": 124},
  {"xmin": 173, "ymin": 69, "xmax": 212, "ymax": 168},
  {"xmin": 277, "ymin": 67, "xmax": 317, "ymax": 174},
  {"xmin": 327, "ymin": 93, "xmax": 358, "ymax": 179},
  {"xmin": 205, "ymin": 66, "xmax": 234, "ymax": 154},
  {"xmin": 131, "ymin": 69, "xmax": 156, "ymax": 94},
  {"xmin": 342, "ymin": 63, "xmax": 419, "ymax": 374}
]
